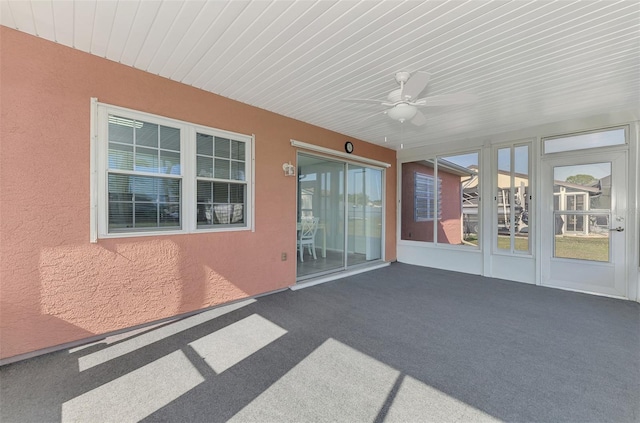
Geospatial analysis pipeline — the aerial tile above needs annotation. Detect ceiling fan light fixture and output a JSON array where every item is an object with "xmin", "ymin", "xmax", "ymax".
[{"xmin": 387, "ymin": 103, "xmax": 417, "ymax": 123}]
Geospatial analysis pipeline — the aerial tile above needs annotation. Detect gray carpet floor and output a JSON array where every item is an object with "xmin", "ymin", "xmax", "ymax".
[{"xmin": 1, "ymin": 263, "xmax": 639, "ymax": 423}]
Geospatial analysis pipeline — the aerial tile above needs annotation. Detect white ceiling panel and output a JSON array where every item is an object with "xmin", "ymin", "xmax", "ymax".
[
  {"xmin": 50, "ymin": 0, "xmax": 72, "ymax": 46},
  {"xmin": 145, "ymin": 1, "xmax": 206, "ymax": 75},
  {"xmin": 169, "ymin": 0, "xmax": 249, "ymax": 83},
  {"xmin": 30, "ymin": 0, "xmax": 55, "ymax": 40},
  {"xmin": 117, "ymin": 0, "xmax": 162, "ymax": 66},
  {"xmin": 90, "ymin": 0, "xmax": 118, "ymax": 57},
  {"xmin": 1, "ymin": 0, "xmax": 638, "ymax": 150},
  {"xmin": 73, "ymin": 0, "xmax": 95, "ymax": 52},
  {"xmin": 133, "ymin": 0, "xmax": 184, "ymax": 71},
  {"xmin": 157, "ymin": 1, "xmax": 226, "ymax": 79},
  {"xmin": 105, "ymin": 0, "xmax": 140, "ymax": 61}
]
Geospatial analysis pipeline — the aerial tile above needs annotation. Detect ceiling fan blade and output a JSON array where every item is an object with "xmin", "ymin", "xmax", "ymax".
[
  {"xmin": 414, "ymin": 92, "xmax": 477, "ymax": 107},
  {"xmin": 411, "ymin": 110, "xmax": 427, "ymax": 126},
  {"xmin": 402, "ymin": 71, "xmax": 431, "ymax": 100},
  {"xmin": 341, "ymin": 98, "xmax": 383, "ymax": 105}
]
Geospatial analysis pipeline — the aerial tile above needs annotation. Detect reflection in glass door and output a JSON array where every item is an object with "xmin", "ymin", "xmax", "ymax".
[{"xmin": 297, "ymin": 154, "xmax": 383, "ymax": 280}]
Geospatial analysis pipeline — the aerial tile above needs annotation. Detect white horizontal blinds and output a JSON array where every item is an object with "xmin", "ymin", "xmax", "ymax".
[
  {"xmin": 107, "ymin": 115, "xmax": 182, "ymax": 232},
  {"xmin": 414, "ymin": 173, "xmax": 441, "ymax": 221},
  {"xmin": 196, "ymin": 133, "xmax": 247, "ymax": 227}
]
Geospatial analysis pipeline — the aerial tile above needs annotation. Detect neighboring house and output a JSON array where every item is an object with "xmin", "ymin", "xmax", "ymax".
[{"xmin": 401, "ymin": 160, "xmax": 476, "ymax": 245}]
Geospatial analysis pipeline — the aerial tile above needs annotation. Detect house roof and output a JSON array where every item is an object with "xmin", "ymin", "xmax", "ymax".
[{"xmin": 2, "ymin": 1, "xmax": 638, "ymax": 151}]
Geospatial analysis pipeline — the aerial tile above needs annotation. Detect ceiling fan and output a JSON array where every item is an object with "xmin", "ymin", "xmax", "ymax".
[{"xmin": 343, "ymin": 71, "xmax": 476, "ymax": 126}]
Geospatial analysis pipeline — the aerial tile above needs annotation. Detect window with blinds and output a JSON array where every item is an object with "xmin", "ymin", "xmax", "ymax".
[
  {"xmin": 107, "ymin": 116, "xmax": 182, "ymax": 232},
  {"xmin": 196, "ymin": 133, "xmax": 247, "ymax": 227},
  {"xmin": 95, "ymin": 103, "xmax": 252, "ymax": 238}
]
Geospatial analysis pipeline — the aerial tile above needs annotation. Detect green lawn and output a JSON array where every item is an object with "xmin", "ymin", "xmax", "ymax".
[
  {"xmin": 496, "ymin": 234, "xmax": 608, "ymax": 261},
  {"xmin": 554, "ymin": 235, "xmax": 609, "ymax": 262},
  {"xmin": 496, "ymin": 235, "xmax": 529, "ymax": 252}
]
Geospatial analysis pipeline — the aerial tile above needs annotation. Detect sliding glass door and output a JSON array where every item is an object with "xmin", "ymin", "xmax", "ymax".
[{"xmin": 297, "ymin": 153, "xmax": 383, "ymax": 280}]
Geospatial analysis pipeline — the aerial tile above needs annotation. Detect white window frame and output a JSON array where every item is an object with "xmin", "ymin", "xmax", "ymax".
[{"xmin": 91, "ymin": 100, "xmax": 254, "ymax": 240}]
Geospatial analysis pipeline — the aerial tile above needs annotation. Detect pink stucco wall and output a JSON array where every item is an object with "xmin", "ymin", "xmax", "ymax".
[
  {"xmin": 401, "ymin": 162, "xmax": 462, "ymax": 244},
  {"xmin": 0, "ymin": 27, "xmax": 397, "ymax": 360}
]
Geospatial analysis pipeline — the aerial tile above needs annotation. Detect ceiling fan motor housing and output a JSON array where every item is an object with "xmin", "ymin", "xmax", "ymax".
[{"xmin": 394, "ymin": 71, "xmax": 411, "ymax": 84}]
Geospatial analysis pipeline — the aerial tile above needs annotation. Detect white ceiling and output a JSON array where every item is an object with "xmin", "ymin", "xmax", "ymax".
[{"xmin": 2, "ymin": 0, "xmax": 639, "ymax": 150}]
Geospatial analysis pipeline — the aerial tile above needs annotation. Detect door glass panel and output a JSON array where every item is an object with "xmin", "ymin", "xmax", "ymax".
[
  {"xmin": 514, "ymin": 145, "xmax": 530, "ymax": 252},
  {"xmin": 497, "ymin": 148, "xmax": 511, "ymax": 250},
  {"xmin": 553, "ymin": 163, "xmax": 611, "ymax": 262},
  {"xmin": 347, "ymin": 165, "xmax": 383, "ymax": 266},
  {"xmin": 496, "ymin": 145, "xmax": 530, "ymax": 253},
  {"xmin": 297, "ymin": 154, "xmax": 345, "ymax": 278}
]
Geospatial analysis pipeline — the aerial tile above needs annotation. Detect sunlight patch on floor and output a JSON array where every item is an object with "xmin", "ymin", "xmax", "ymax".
[
  {"xmin": 77, "ymin": 299, "xmax": 255, "ymax": 371},
  {"xmin": 385, "ymin": 375, "xmax": 501, "ymax": 422},
  {"xmin": 189, "ymin": 313, "xmax": 287, "ymax": 373},
  {"xmin": 62, "ymin": 350, "xmax": 204, "ymax": 423},
  {"xmin": 228, "ymin": 338, "xmax": 400, "ymax": 422}
]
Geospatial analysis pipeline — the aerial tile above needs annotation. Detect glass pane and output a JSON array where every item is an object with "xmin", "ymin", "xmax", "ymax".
[
  {"xmin": 554, "ymin": 214, "xmax": 609, "ymax": 262},
  {"xmin": 215, "ymin": 137, "xmax": 231, "ymax": 158},
  {"xmin": 108, "ymin": 174, "xmax": 132, "ymax": 200},
  {"xmin": 160, "ymin": 126, "xmax": 180, "ymax": 151},
  {"xmin": 159, "ymin": 202, "xmax": 180, "ymax": 226},
  {"xmin": 160, "ymin": 150, "xmax": 180, "ymax": 174},
  {"xmin": 108, "ymin": 143, "xmax": 133, "ymax": 171},
  {"xmin": 108, "ymin": 116, "xmax": 134, "ymax": 144},
  {"xmin": 215, "ymin": 158, "xmax": 230, "ymax": 179},
  {"xmin": 231, "ymin": 161, "xmax": 245, "ymax": 181},
  {"xmin": 496, "ymin": 148, "xmax": 511, "ymax": 250},
  {"xmin": 135, "ymin": 202, "xmax": 158, "ymax": 227},
  {"xmin": 108, "ymin": 174, "xmax": 180, "ymax": 231},
  {"xmin": 553, "ymin": 163, "xmax": 611, "ymax": 262},
  {"xmin": 297, "ymin": 154, "xmax": 345, "ymax": 278},
  {"xmin": 197, "ymin": 133, "xmax": 214, "ymax": 156},
  {"xmin": 135, "ymin": 147, "xmax": 159, "ymax": 173},
  {"xmin": 135, "ymin": 122, "xmax": 158, "ymax": 148},
  {"xmin": 212, "ymin": 182, "xmax": 229, "ymax": 203},
  {"xmin": 514, "ymin": 145, "xmax": 530, "ymax": 252},
  {"xmin": 197, "ymin": 156, "xmax": 213, "ymax": 178},
  {"xmin": 544, "ymin": 128, "xmax": 625, "ymax": 154},
  {"xmin": 197, "ymin": 180, "xmax": 212, "ymax": 202},
  {"xmin": 554, "ymin": 163, "xmax": 611, "ymax": 210},
  {"xmin": 131, "ymin": 175, "xmax": 159, "ymax": 201},
  {"xmin": 437, "ymin": 152, "xmax": 479, "ymax": 246},
  {"xmin": 197, "ymin": 181, "xmax": 213, "ymax": 226},
  {"xmin": 229, "ymin": 183, "xmax": 245, "ymax": 203},
  {"xmin": 401, "ymin": 160, "xmax": 435, "ymax": 243},
  {"xmin": 347, "ymin": 165, "xmax": 382, "ymax": 266},
  {"xmin": 232, "ymin": 140, "xmax": 245, "ymax": 161},
  {"xmin": 109, "ymin": 202, "xmax": 132, "ymax": 230}
]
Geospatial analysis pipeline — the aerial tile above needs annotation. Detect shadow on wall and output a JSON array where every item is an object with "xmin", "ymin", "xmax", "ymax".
[{"xmin": 1, "ymin": 237, "xmax": 253, "ymax": 361}]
